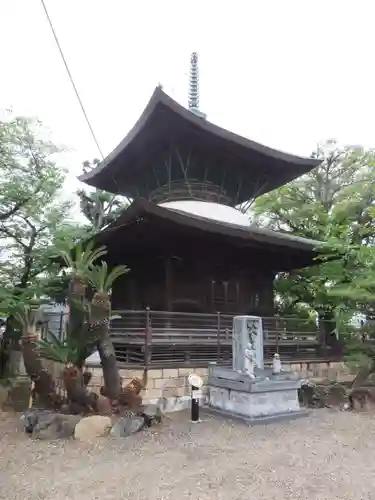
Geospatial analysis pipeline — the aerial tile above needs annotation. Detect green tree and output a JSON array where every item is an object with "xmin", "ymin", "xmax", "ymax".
[
  {"xmin": 0, "ymin": 114, "xmax": 87, "ymax": 375},
  {"xmin": 77, "ymin": 159, "xmax": 128, "ymax": 232},
  {"xmin": 0, "ymin": 114, "xmax": 89, "ymax": 295},
  {"xmin": 0, "ymin": 115, "xmax": 62, "ymax": 222},
  {"xmin": 252, "ymin": 140, "xmax": 375, "ymax": 340},
  {"xmin": 11, "ymin": 244, "xmax": 132, "ymax": 412}
]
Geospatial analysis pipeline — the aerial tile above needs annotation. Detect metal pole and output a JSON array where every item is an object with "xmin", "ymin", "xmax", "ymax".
[
  {"xmin": 144, "ymin": 307, "xmax": 151, "ymax": 367},
  {"xmin": 217, "ymin": 311, "xmax": 221, "ymax": 363},
  {"xmin": 191, "ymin": 385, "xmax": 200, "ymax": 422},
  {"xmin": 188, "ymin": 373, "xmax": 203, "ymax": 423}
]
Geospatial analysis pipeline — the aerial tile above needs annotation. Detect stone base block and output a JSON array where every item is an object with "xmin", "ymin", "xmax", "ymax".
[
  {"xmin": 209, "ymin": 385, "xmax": 302, "ymax": 418},
  {"xmin": 203, "ymin": 405, "xmax": 308, "ymax": 425},
  {"xmin": 208, "ymin": 365, "xmax": 304, "ymax": 424}
]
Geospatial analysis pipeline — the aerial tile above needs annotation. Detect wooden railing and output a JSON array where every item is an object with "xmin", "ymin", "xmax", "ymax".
[
  {"xmin": 43, "ymin": 309, "xmax": 339, "ymax": 368},
  {"xmin": 109, "ymin": 310, "xmax": 330, "ymax": 368}
]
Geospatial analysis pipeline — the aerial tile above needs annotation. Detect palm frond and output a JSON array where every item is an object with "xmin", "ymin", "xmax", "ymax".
[
  {"xmin": 88, "ymin": 260, "xmax": 108, "ymax": 292},
  {"xmin": 35, "ymin": 337, "xmax": 71, "ymax": 364},
  {"xmin": 57, "ymin": 240, "xmax": 108, "ymax": 276},
  {"xmin": 104, "ymin": 265, "xmax": 129, "ymax": 290},
  {"xmin": 12, "ymin": 304, "xmax": 36, "ymax": 330},
  {"xmin": 88, "ymin": 261, "xmax": 129, "ymax": 293},
  {"xmin": 80, "ymin": 241, "xmax": 107, "ymax": 267},
  {"xmin": 43, "ymin": 330, "xmax": 63, "ymax": 347},
  {"xmin": 58, "ymin": 249, "xmax": 75, "ymax": 269},
  {"xmin": 13, "ymin": 312, "xmax": 28, "ymax": 330},
  {"xmin": 35, "ymin": 325, "xmax": 98, "ymax": 365}
]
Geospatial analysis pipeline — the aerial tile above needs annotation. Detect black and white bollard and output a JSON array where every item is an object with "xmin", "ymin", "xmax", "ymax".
[{"xmin": 188, "ymin": 373, "xmax": 203, "ymax": 423}]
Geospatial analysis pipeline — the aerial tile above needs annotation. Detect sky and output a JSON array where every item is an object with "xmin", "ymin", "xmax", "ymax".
[{"xmin": 1, "ymin": 0, "xmax": 375, "ymax": 204}]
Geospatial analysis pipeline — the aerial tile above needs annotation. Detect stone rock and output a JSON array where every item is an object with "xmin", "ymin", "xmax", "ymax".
[
  {"xmin": 21, "ymin": 410, "xmax": 82, "ymax": 440},
  {"xmin": 21, "ymin": 409, "xmax": 54, "ymax": 434},
  {"xmin": 110, "ymin": 415, "xmax": 145, "ymax": 437},
  {"xmin": 33, "ymin": 414, "xmax": 82, "ymax": 440},
  {"xmin": 299, "ymin": 380, "xmax": 348, "ymax": 408},
  {"xmin": 96, "ymin": 395, "xmax": 112, "ymax": 415},
  {"xmin": 74, "ymin": 415, "xmax": 112, "ymax": 441},
  {"xmin": 298, "ymin": 380, "xmax": 316, "ymax": 407},
  {"xmin": 142, "ymin": 402, "xmax": 164, "ymax": 426}
]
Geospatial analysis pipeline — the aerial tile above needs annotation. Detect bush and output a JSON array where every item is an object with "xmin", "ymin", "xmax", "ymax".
[{"xmin": 344, "ymin": 340, "xmax": 375, "ymax": 373}]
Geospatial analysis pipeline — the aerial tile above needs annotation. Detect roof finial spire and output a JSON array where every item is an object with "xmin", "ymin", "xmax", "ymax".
[{"xmin": 188, "ymin": 52, "xmax": 206, "ymax": 119}]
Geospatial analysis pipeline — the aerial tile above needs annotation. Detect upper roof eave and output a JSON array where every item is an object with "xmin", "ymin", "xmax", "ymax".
[
  {"xmin": 78, "ymin": 87, "xmax": 321, "ymax": 185},
  {"xmin": 97, "ymin": 198, "xmax": 323, "ymax": 253}
]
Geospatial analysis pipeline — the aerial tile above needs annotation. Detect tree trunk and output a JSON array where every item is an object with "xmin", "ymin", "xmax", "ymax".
[
  {"xmin": 90, "ymin": 292, "xmax": 121, "ymax": 400},
  {"xmin": 21, "ymin": 333, "xmax": 62, "ymax": 409},
  {"xmin": 67, "ymin": 275, "xmax": 97, "ymax": 368},
  {"xmin": 1, "ymin": 272, "xmax": 33, "ymax": 376},
  {"xmin": 68, "ymin": 277, "xmax": 86, "ymax": 352},
  {"xmin": 97, "ymin": 329, "xmax": 122, "ymax": 400},
  {"xmin": 61, "ymin": 364, "xmax": 97, "ymax": 413},
  {"xmin": 318, "ymin": 310, "xmax": 336, "ymax": 346},
  {"xmin": 62, "ymin": 278, "xmax": 99, "ymax": 411},
  {"xmin": 351, "ymin": 359, "xmax": 375, "ymax": 388}
]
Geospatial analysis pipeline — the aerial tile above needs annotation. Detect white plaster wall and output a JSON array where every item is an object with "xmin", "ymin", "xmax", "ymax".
[{"xmin": 159, "ymin": 200, "xmax": 250, "ymax": 227}]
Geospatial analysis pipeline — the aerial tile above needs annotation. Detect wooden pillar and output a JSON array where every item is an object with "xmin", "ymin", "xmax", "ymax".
[
  {"xmin": 210, "ymin": 280, "xmax": 216, "ymax": 312},
  {"xmin": 165, "ymin": 257, "xmax": 173, "ymax": 311},
  {"xmin": 223, "ymin": 281, "xmax": 229, "ymax": 312},
  {"xmin": 127, "ymin": 277, "xmax": 137, "ymax": 309},
  {"xmin": 259, "ymin": 271, "xmax": 275, "ymax": 317},
  {"xmin": 235, "ymin": 281, "xmax": 240, "ymax": 313}
]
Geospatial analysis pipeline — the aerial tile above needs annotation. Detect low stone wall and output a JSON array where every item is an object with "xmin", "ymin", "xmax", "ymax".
[
  {"xmin": 281, "ymin": 360, "xmax": 353, "ymax": 382},
  {"xmin": 8, "ymin": 357, "xmax": 353, "ymax": 414},
  {"xmin": 89, "ymin": 366, "xmax": 209, "ymax": 411},
  {"xmin": 24, "ymin": 359, "xmax": 353, "ymax": 412},
  {"xmin": 86, "ymin": 360, "xmax": 353, "ymax": 410}
]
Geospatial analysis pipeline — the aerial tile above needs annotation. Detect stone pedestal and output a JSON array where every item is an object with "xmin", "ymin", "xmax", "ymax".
[{"xmin": 207, "ymin": 365, "xmax": 307, "ymax": 424}]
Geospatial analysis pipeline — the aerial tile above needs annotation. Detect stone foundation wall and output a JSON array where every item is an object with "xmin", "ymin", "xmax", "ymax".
[
  {"xmin": 85, "ymin": 360, "xmax": 353, "ymax": 409},
  {"xmin": 10, "ymin": 357, "xmax": 353, "ymax": 413},
  {"xmin": 88, "ymin": 367, "xmax": 209, "ymax": 410},
  {"xmin": 31, "ymin": 359, "xmax": 353, "ymax": 412},
  {"xmin": 281, "ymin": 360, "xmax": 353, "ymax": 382}
]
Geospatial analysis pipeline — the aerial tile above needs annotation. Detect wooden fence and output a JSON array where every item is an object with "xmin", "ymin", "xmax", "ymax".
[
  {"xmin": 43, "ymin": 309, "xmax": 341, "ymax": 368},
  {"xmin": 109, "ymin": 310, "xmax": 329, "ymax": 368}
]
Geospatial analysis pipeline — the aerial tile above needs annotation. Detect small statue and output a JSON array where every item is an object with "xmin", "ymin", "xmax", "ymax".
[
  {"xmin": 272, "ymin": 353, "xmax": 282, "ymax": 374},
  {"xmin": 243, "ymin": 342, "xmax": 256, "ymax": 378}
]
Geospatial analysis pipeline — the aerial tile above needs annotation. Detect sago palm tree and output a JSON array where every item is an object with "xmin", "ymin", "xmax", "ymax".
[
  {"xmin": 58, "ymin": 240, "xmax": 108, "ymax": 362},
  {"xmin": 36, "ymin": 331, "xmax": 98, "ymax": 368},
  {"xmin": 14, "ymin": 303, "xmax": 62, "ymax": 408},
  {"xmin": 88, "ymin": 261, "xmax": 129, "ymax": 399},
  {"xmin": 58, "ymin": 240, "xmax": 108, "ymax": 295},
  {"xmin": 89, "ymin": 261, "xmax": 129, "ymax": 317},
  {"xmin": 35, "ymin": 331, "xmax": 98, "ymax": 404}
]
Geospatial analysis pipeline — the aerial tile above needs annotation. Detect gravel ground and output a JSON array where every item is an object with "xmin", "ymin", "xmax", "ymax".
[{"xmin": 1, "ymin": 408, "xmax": 375, "ymax": 500}]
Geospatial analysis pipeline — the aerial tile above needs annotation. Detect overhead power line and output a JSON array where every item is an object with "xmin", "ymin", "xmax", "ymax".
[{"xmin": 40, "ymin": 0, "xmax": 104, "ymax": 159}]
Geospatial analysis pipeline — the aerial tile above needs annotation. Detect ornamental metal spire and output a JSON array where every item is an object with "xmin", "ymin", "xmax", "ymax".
[{"xmin": 188, "ymin": 52, "xmax": 206, "ymax": 119}]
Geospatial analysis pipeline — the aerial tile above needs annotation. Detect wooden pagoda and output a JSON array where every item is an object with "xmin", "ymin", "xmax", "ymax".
[{"xmin": 79, "ymin": 84, "xmax": 326, "ymax": 365}]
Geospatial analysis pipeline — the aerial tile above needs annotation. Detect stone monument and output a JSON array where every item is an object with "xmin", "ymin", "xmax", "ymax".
[
  {"xmin": 207, "ymin": 315, "xmax": 307, "ymax": 424},
  {"xmin": 233, "ymin": 316, "xmax": 264, "ymax": 371},
  {"xmin": 243, "ymin": 342, "xmax": 256, "ymax": 378}
]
